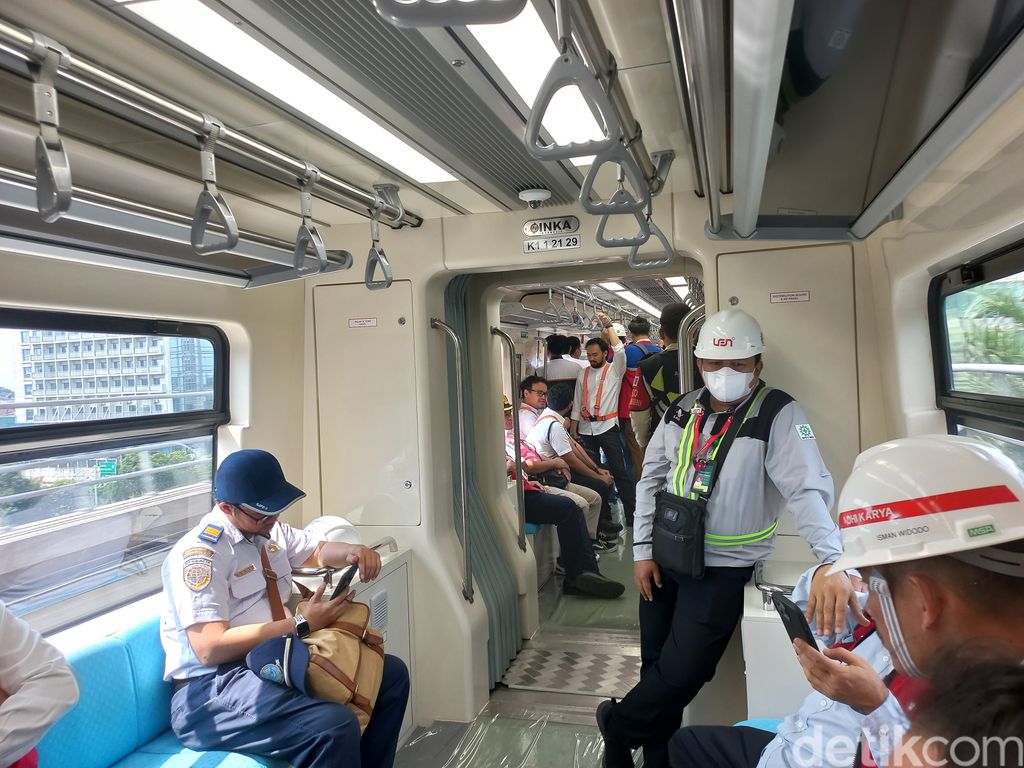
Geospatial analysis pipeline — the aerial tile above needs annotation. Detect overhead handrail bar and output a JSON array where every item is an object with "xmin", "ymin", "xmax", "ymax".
[
  {"xmin": 492, "ymin": 327, "xmax": 528, "ymax": 553},
  {"xmin": 292, "ymin": 162, "xmax": 328, "ymax": 275},
  {"xmin": 0, "ymin": 19, "xmax": 420, "ymax": 229},
  {"xmin": 374, "ymin": 0, "xmax": 527, "ymax": 27},
  {"xmin": 670, "ymin": 0, "xmax": 723, "ymax": 233},
  {"xmin": 364, "ymin": 184, "xmax": 403, "ymax": 290},
  {"xmin": 190, "ymin": 114, "xmax": 240, "ymax": 255},
  {"xmin": 596, "ymin": 189, "xmax": 652, "ymax": 248},
  {"xmin": 432, "ymin": 318, "xmax": 474, "ymax": 603},
  {"xmin": 677, "ymin": 304, "xmax": 705, "ymax": 392},
  {"xmin": 28, "ymin": 33, "xmax": 72, "ymax": 223},
  {"xmin": 628, "ymin": 216, "xmax": 673, "ymax": 270},
  {"xmin": 580, "ymin": 144, "xmax": 650, "ymax": 215}
]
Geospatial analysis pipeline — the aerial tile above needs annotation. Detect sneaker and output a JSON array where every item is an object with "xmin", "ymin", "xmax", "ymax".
[
  {"xmin": 597, "ymin": 699, "xmax": 634, "ymax": 768},
  {"xmin": 591, "ymin": 538, "xmax": 615, "ymax": 552},
  {"xmin": 564, "ymin": 571, "xmax": 626, "ymax": 599}
]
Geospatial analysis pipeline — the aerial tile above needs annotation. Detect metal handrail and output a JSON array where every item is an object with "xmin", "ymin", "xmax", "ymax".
[
  {"xmin": 753, "ymin": 561, "xmax": 796, "ymax": 611},
  {"xmin": 0, "ymin": 18, "xmax": 420, "ymax": 229},
  {"xmin": 291, "ymin": 537, "xmax": 401, "ymax": 585},
  {"xmin": 492, "ymin": 327, "xmax": 527, "ymax": 552},
  {"xmin": 676, "ymin": 304, "xmax": 705, "ymax": 393},
  {"xmin": 432, "ymin": 319, "xmax": 474, "ymax": 603}
]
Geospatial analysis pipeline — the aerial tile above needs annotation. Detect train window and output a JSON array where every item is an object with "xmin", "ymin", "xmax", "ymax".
[
  {"xmin": 0, "ymin": 309, "xmax": 228, "ymax": 632},
  {"xmin": 930, "ymin": 245, "xmax": 1024, "ymax": 469}
]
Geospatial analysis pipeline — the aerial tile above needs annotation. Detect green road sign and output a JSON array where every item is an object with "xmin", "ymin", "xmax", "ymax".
[{"xmin": 99, "ymin": 460, "xmax": 118, "ymax": 477}]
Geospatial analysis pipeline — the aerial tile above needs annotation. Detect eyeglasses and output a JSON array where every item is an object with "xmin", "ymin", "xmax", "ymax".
[
  {"xmin": 233, "ymin": 505, "xmax": 280, "ymax": 524},
  {"xmin": 528, "ymin": 389, "xmax": 549, "ymax": 396}
]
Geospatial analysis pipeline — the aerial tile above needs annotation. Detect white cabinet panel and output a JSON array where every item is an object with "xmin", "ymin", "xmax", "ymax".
[
  {"xmin": 313, "ymin": 281, "xmax": 421, "ymax": 526},
  {"xmin": 718, "ymin": 244, "xmax": 859, "ymax": 535}
]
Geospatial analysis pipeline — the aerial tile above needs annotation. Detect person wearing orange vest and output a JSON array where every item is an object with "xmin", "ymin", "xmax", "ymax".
[
  {"xmin": 571, "ymin": 311, "xmax": 636, "ymax": 528},
  {"xmin": 794, "ymin": 434, "xmax": 1024, "ymax": 768},
  {"xmin": 620, "ymin": 316, "xmax": 662, "ymax": 483}
]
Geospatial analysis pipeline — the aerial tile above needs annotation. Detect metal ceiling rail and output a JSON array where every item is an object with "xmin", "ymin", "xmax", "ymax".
[{"xmin": 0, "ymin": 17, "xmax": 421, "ymax": 229}]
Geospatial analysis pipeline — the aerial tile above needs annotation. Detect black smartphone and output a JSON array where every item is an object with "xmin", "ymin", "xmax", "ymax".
[
  {"xmin": 772, "ymin": 592, "xmax": 818, "ymax": 646},
  {"xmin": 329, "ymin": 564, "xmax": 359, "ymax": 600}
]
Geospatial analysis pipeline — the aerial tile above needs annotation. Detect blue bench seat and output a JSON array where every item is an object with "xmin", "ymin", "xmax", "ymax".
[{"xmin": 37, "ymin": 618, "xmax": 288, "ymax": 768}]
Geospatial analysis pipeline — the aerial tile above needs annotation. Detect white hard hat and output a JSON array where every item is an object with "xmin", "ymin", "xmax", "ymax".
[
  {"xmin": 828, "ymin": 434, "xmax": 1024, "ymax": 576},
  {"xmin": 694, "ymin": 309, "xmax": 765, "ymax": 360},
  {"xmin": 612, "ymin": 322, "xmax": 627, "ymax": 337},
  {"xmin": 303, "ymin": 515, "xmax": 362, "ymax": 545}
]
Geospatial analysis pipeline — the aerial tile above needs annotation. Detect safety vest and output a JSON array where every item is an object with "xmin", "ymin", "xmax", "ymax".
[
  {"xmin": 671, "ymin": 385, "xmax": 779, "ymax": 548},
  {"xmin": 581, "ymin": 363, "xmax": 618, "ymax": 422},
  {"xmin": 638, "ymin": 348, "xmax": 681, "ymax": 418}
]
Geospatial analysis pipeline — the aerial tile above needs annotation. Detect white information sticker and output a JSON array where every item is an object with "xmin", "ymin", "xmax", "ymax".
[
  {"xmin": 770, "ymin": 291, "xmax": 811, "ymax": 304},
  {"xmin": 348, "ymin": 318, "xmax": 378, "ymax": 328},
  {"xmin": 523, "ymin": 235, "xmax": 582, "ymax": 253}
]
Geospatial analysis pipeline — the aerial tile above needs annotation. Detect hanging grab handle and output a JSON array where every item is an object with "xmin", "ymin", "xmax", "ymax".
[
  {"xmin": 524, "ymin": 45, "xmax": 622, "ymax": 161},
  {"xmin": 628, "ymin": 220, "xmax": 674, "ymax": 270},
  {"xmin": 542, "ymin": 288, "xmax": 560, "ymax": 322},
  {"xmin": 596, "ymin": 189, "xmax": 652, "ymax": 247},
  {"xmin": 191, "ymin": 114, "xmax": 240, "ymax": 255},
  {"xmin": 293, "ymin": 162, "xmax": 328, "ymax": 275},
  {"xmin": 29, "ymin": 33, "xmax": 72, "ymax": 223},
  {"xmin": 374, "ymin": 0, "xmax": 527, "ymax": 27},
  {"xmin": 580, "ymin": 143, "xmax": 650, "ymax": 215},
  {"xmin": 364, "ymin": 184, "xmax": 403, "ymax": 291}
]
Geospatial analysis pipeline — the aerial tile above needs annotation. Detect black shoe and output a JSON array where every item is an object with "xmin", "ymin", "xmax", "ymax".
[
  {"xmin": 564, "ymin": 571, "xmax": 625, "ymax": 599},
  {"xmin": 596, "ymin": 699, "xmax": 634, "ymax": 768},
  {"xmin": 591, "ymin": 538, "xmax": 616, "ymax": 552},
  {"xmin": 599, "ymin": 521, "xmax": 623, "ymax": 536}
]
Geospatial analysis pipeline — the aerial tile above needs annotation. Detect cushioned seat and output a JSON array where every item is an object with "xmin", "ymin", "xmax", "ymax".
[
  {"xmin": 524, "ymin": 522, "xmax": 545, "ymax": 535},
  {"xmin": 734, "ymin": 718, "xmax": 784, "ymax": 733},
  {"xmin": 36, "ymin": 617, "xmax": 288, "ymax": 768}
]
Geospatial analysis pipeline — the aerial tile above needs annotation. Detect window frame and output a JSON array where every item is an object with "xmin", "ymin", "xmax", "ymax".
[
  {"xmin": 928, "ymin": 241, "xmax": 1024, "ymax": 434},
  {"xmin": 0, "ymin": 308, "xmax": 230, "ymax": 450}
]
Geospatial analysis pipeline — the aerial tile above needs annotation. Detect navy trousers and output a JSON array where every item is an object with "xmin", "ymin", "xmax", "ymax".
[
  {"xmin": 171, "ymin": 654, "xmax": 409, "ymax": 768},
  {"xmin": 524, "ymin": 489, "xmax": 598, "ymax": 581}
]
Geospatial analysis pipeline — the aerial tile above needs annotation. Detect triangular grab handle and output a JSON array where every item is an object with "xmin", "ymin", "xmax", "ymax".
[
  {"xmin": 524, "ymin": 46, "xmax": 621, "ymax": 162},
  {"xmin": 293, "ymin": 222, "xmax": 328, "ymax": 275},
  {"xmin": 35, "ymin": 134, "xmax": 72, "ymax": 224},
  {"xmin": 580, "ymin": 144, "xmax": 649, "ymax": 215},
  {"xmin": 627, "ymin": 221, "xmax": 673, "ymax": 270},
  {"xmin": 366, "ymin": 245, "xmax": 393, "ymax": 290},
  {"xmin": 596, "ymin": 190, "xmax": 652, "ymax": 248},
  {"xmin": 191, "ymin": 187, "xmax": 240, "ymax": 255}
]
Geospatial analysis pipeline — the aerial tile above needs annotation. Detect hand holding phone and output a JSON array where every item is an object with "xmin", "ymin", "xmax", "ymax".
[
  {"xmin": 772, "ymin": 592, "xmax": 818, "ymax": 647},
  {"xmin": 329, "ymin": 564, "xmax": 359, "ymax": 600}
]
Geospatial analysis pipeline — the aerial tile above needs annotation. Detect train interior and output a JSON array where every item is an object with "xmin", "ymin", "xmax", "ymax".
[{"xmin": 2, "ymin": 0, "xmax": 1024, "ymax": 766}]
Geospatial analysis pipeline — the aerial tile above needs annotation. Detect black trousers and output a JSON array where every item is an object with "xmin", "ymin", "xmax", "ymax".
[
  {"xmin": 579, "ymin": 426, "xmax": 636, "ymax": 524},
  {"xmin": 524, "ymin": 490, "xmax": 598, "ymax": 581},
  {"xmin": 568, "ymin": 471, "xmax": 615, "ymax": 532},
  {"xmin": 669, "ymin": 726, "xmax": 775, "ymax": 768},
  {"xmin": 607, "ymin": 565, "xmax": 754, "ymax": 767}
]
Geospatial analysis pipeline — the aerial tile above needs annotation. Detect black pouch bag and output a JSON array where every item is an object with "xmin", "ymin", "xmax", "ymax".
[
  {"xmin": 652, "ymin": 489, "xmax": 707, "ymax": 579},
  {"xmin": 531, "ymin": 470, "xmax": 569, "ymax": 490}
]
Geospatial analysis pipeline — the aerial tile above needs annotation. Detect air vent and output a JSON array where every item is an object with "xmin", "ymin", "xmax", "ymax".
[{"xmin": 371, "ymin": 590, "xmax": 389, "ymax": 632}]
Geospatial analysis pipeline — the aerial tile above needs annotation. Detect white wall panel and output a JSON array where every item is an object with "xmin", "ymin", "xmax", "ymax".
[{"xmin": 313, "ymin": 281, "xmax": 421, "ymax": 526}]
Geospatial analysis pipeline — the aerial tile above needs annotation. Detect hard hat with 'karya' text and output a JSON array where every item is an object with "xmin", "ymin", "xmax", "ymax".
[
  {"xmin": 828, "ymin": 434, "xmax": 1024, "ymax": 577},
  {"xmin": 694, "ymin": 309, "xmax": 765, "ymax": 360}
]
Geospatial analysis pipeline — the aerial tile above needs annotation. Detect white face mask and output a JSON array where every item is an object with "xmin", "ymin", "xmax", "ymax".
[{"xmin": 703, "ymin": 367, "xmax": 754, "ymax": 403}]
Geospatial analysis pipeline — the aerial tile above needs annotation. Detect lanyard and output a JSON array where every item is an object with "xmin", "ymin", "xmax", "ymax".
[
  {"xmin": 689, "ymin": 408, "xmax": 734, "ymax": 470},
  {"xmin": 582, "ymin": 363, "xmax": 612, "ymax": 417}
]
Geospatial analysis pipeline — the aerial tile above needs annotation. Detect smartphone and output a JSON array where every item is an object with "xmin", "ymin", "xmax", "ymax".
[
  {"xmin": 329, "ymin": 564, "xmax": 359, "ymax": 600},
  {"xmin": 772, "ymin": 592, "xmax": 818, "ymax": 647}
]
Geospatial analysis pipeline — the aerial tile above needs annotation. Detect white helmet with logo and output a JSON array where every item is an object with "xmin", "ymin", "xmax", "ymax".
[
  {"xmin": 828, "ymin": 434, "xmax": 1024, "ymax": 576},
  {"xmin": 694, "ymin": 309, "xmax": 765, "ymax": 360},
  {"xmin": 611, "ymin": 322, "xmax": 627, "ymax": 338}
]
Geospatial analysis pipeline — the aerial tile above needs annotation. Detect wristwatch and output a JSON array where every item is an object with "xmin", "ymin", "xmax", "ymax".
[{"xmin": 293, "ymin": 614, "xmax": 311, "ymax": 638}]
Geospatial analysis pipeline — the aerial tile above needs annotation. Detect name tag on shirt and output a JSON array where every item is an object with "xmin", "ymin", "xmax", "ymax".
[{"xmin": 691, "ymin": 462, "xmax": 716, "ymax": 495}]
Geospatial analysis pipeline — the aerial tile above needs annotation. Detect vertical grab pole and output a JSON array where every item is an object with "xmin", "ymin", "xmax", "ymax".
[
  {"xmin": 492, "ymin": 327, "xmax": 528, "ymax": 552},
  {"xmin": 677, "ymin": 304, "xmax": 705, "ymax": 394},
  {"xmin": 431, "ymin": 319, "xmax": 474, "ymax": 603}
]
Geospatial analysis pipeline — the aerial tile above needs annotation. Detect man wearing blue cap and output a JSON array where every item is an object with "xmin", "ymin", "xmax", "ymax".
[{"xmin": 160, "ymin": 449, "xmax": 410, "ymax": 767}]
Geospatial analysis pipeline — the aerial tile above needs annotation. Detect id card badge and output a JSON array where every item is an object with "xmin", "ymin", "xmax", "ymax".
[{"xmin": 691, "ymin": 461, "xmax": 716, "ymax": 496}]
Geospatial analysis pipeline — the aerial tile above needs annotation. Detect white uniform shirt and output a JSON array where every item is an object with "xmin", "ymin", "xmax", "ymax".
[
  {"xmin": 160, "ymin": 507, "xmax": 319, "ymax": 680},
  {"xmin": 563, "ymin": 354, "xmax": 589, "ymax": 370},
  {"xmin": 0, "ymin": 601, "xmax": 79, "ymax": 766},
  {"xmin": 518, "ymin": 403, "xmax": 541, "ymax": 436},
  {"xmin": 525, "ymin": 408, "xmax": 573, "ymax": 459},
  {"xmin": 572, "ymin": 342, "xmax": 626, "ymax": 436},
  {"xmin": 545, "ymin": 358, "xmax": 583, "ymax": 386}
]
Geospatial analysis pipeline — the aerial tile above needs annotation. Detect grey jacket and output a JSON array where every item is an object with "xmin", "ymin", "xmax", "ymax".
[{"xmin": 633, "ymin": 382, "xmax": 843, "ymax": 567}]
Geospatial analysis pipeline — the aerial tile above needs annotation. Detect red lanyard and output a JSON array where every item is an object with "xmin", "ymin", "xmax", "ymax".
[{"xmin": 690, "ymin": 408, "xmax": 735, "ymax": 470}]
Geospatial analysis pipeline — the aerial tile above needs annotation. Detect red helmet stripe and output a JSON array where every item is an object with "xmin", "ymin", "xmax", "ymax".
[{"xmin": 839, "ymin": 485, "xmax": 1019, "ymax": 529}]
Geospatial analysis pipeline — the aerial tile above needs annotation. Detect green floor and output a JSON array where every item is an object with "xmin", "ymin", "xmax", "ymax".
[{"xmin": 543, "ymin": 530, "xmax": 642, "ymax": 633}]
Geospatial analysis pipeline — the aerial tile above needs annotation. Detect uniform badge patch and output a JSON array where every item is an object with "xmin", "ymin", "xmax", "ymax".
[
  {"xmin": 198, "ymin": 524, "xmax": 224, "ymax": 545},
  {"xmin": 795, "ymin": 424, "xmax": 816, "ymax": 440},
  {"xmin": 183, "ymin": 547, "xmax": 215, "ymax": 592},
  {"xmin": 267, "ymin": 542, "xmax": 281, "ymax": 553},
  {"xmin": 259, "ymin": 662, "xmax": 285, "ymax": 684}
]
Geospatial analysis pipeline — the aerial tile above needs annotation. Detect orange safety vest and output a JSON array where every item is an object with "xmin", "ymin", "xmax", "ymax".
[{"xmin": 581, "ymin": 363, "xmax": 618, "ymax": 422}]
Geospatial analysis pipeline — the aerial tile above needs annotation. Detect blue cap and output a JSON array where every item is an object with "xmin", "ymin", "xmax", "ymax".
[
  {"xmin": 245, "ymin": 635, "xmax": 309, "ymax": 693},
  {"xmin": 214, "ymin": 449, "xmax": 305, "ymax": 515}
]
